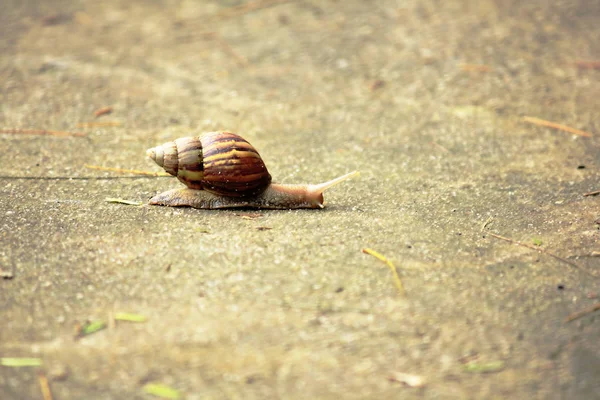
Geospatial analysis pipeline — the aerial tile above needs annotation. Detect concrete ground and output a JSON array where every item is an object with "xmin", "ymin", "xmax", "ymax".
[{"xmin": 1, "ymin": 0, "xmax": 599, "ymax": 399}]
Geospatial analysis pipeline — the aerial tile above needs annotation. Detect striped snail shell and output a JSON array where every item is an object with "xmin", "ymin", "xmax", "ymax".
[
  {"xmin": 146, "ymin": 131, "xmax": 272, "ymax": 197},
  {"xmin": 146, "ymin": 131, "xmax": 358, "ymax": 209}
]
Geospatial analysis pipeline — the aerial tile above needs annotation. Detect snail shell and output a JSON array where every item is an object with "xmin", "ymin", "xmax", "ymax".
[{"xmin": 146, "ymin": 131, "xmax": 272, "ymax": 197}]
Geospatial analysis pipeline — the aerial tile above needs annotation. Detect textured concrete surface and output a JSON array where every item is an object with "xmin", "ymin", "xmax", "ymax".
[{"xmin": 1, "ymin": 0, "xmax": 599, "ymax": 399}]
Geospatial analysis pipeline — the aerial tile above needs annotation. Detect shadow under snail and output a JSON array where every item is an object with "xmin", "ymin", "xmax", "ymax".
[{"xmin": 146, "ymin": 131, "xmax": 358, "ymax": 209}]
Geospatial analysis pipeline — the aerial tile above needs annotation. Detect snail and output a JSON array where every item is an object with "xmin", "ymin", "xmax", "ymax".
[{"xmin": 146, "ymin": 131, "xmax": 358, "ymax": 209}]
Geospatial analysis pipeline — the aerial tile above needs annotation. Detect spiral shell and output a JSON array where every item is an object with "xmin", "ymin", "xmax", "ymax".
[{"xmin": 146, "ymin": 131, "xmax": 272, "ymax": 197}]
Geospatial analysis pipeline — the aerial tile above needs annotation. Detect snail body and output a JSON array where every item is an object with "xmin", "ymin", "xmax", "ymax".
[{"xmin": 146, "ymin": 131, "xmax": 357, "ymax": 209}]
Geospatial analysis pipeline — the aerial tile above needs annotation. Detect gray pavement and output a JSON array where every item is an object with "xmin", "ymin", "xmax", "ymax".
[{"xmin": 1, "ymin": 0, "xmax": 599, "ymax": 398}]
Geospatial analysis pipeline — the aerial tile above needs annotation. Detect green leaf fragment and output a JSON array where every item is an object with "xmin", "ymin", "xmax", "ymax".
[
  {"xmin": 115, "ymin": 312, "xmax": 147, "ymax": 322},
  {"xmin": 82, "ymin": 320, "xmax": 106, "ymax": 335},
  {"xmin": 1, "ymin": 357, "xmax": 43, "ymax": 367},
  {"xmin": 532, "ymin": 238, "xmax": 543, "ymax": 246},
  {"xmin": 144, "ymin": 383, "xmax": 181, "ymax": 399},
  {"xmin": 464, "ymin": 360, "xmax": 505, "ymax": 373},
  {"xmin": 105, "ymin": 198, "xmax": 143, "ymax": 206}
]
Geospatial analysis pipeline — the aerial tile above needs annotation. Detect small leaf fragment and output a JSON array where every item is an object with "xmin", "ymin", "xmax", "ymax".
[
  {"xmin": 464, "ymin": 360, "xmax": 505, "ymax": 373},
  {"xmin": 81, "ymin": 320, "xmax": 106, "ymax": 336},
  {"xmin": 532, "ymin": 238, "xmax": 543, "ymax": 246},
  {"xmin": 114, "ymin": 312, "xmax": 147, "ymax": 322},
  {"xmin": 143, "ymin": 383, "xmax": 181, "ymax": 399},
  {"xmin": 1, "ymin": 357, "xmax": 43, "ymax": 367}
]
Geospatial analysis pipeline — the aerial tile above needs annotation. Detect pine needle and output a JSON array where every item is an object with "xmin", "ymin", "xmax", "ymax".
[
  {"xmin": 76, "ymin": 121, "xmax": 121, "ymax": 128},
  {"xmin": 38, "ymin": 372, "xmax": 54, "ymax": 400},
  {"xmin": 523, "ymin": 116, "xmax": 592, "ymax": 138},
  {"xmin": 362, "ymin": 248, "xmax": 405, "ymax": 296},
  {"xmin": 85, "ymin": 164, "xmax": 171, "ymax": 177}
]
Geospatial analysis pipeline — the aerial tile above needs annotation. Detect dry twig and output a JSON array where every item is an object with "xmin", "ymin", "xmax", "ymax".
[
  {"xmin": 215, "ymin": 0, "xmax": 290, "ymax": 20},
  {"xmin": 0, "ymin": 128, "xmax": 85, "ymax": 137},
  {"xmin": 488, "ymin": 233, "xmax": 595, "ymax": 276},
  {"xmin": 523, "ymin": 116, "xmax": 592, "ymax": 138},
  {"xmin": 565, "ymin": 302, "xmax": 600, "ymax": 322},
  {"xmin": 583, "ymin": 190, "xmax": 600, "ymax": 197},
  {"xmin": 76, "ymin": 121, "xmax": 121, "ymax": 128}
]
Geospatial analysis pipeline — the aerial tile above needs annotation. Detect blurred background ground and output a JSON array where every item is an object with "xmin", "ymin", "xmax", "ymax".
[{"xmin": 1, "ymin": 0, "xmax": 599, "ymax": 399}]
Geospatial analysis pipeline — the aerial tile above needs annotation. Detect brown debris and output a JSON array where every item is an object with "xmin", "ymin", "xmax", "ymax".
[
  {"xmin": 48, "ymin": 364, "xmax": 69, "ymax": 381},
  {"xmin": 0, "ymin": 267, "xmax": 14, "ymax": 279},
  {"xmin": 369, "ymin": 79, "xmax": 385, "ymax": 91},
  {"xmin": 574, "ymin": 60, "xmax": 600, "ymax": 70},
  {"xmin": 583, "ymin": 190, "xmax": 600, "ymax": 197},
  {"xmin": 93, "ymin": 106, "xmax": 114, "ymax": 118}
]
